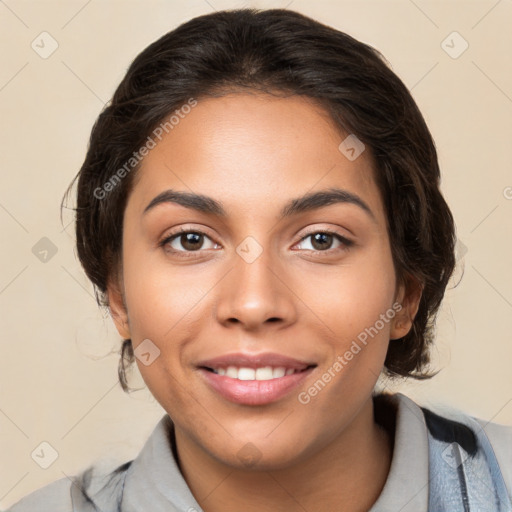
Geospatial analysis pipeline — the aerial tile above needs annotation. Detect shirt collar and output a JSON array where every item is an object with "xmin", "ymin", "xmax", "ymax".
[
  {"xmin": 369, "ymin": 392, "xmax": 429, "ymax": 512},
  {"xmin": 121, "ymin": 414, "xmax": 204, "ymax": 511}
]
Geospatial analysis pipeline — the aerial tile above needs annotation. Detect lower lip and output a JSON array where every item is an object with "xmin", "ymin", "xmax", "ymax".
[{"xmin": 198, "ymin": 367, "xmax": 315, "ymax": 406}]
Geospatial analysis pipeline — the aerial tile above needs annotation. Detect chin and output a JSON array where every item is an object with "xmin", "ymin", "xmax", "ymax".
[{"xmin": 207, "ymin": 434, "xmax": 311, "ymax": 471}]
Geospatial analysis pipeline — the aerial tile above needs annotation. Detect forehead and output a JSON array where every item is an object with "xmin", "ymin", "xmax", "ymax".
[{"xmin": 127, "ymin": 92, "xmax": 383, "ymax": 224}]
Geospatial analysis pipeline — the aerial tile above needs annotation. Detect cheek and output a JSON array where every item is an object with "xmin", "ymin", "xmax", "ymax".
[
  {"xmin": 120, "ymin": 241, "xmax": 223, "ymax": 402},
  {"xmin": 296, "ymin": 268, "xmax": 395, "ymax": 424},
  {"xmin": 121, "ymin": 241, "xmax": 212, "ymax": 340},
  {"xmin": 295, "ymin": 247, "xmax": 396, "ymax": 400},
  {"xmin": 302, "ymin": 251, "xmax": 397, "ymax": 342}
]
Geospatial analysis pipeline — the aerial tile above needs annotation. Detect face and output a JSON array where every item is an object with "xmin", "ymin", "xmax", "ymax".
[{"xmin": 108, "ymin": 92, "xmax": 418, "ymax": 470}]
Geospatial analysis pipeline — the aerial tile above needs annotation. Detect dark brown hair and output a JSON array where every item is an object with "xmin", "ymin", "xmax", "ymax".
[{"xmin": 62, "ymin": 8, "xmax": 456, "ymax": 392}]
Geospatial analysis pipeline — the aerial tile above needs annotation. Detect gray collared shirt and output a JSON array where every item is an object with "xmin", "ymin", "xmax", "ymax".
[{"xmin": 6, "ymin": 393, "xmax": 512, "ymax": 512}]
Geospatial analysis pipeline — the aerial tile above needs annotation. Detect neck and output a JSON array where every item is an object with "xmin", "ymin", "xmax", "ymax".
[{"xmin": 174, "ymin": 395, "xmax": 393, "ymax": 512}]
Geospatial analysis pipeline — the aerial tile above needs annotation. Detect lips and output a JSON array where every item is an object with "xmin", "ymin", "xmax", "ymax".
[{"xmin": 196, "ymin": 352, "xmax": 317, "ymax": 405}]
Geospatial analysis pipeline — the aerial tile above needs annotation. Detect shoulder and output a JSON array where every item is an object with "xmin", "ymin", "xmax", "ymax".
[
  {"xmin": 6, "ymin": 476, "xmax": 73, "ymax": 512},
  {"xmin": 419, "ymin": 398, "xmax": 512, "ymax": 503},
  {"xmin": 474, "ymin": 417, "xmax": 512, "ymax": 498},
  {"xmin": 5, "ymin": 460, "xmax": 133, "ymax": 512},
  {"xmin": 384, "ymin": 393, "xmax": 512, "ymax": 506}
]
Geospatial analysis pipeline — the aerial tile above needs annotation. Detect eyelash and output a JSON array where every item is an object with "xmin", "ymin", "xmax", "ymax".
[{"xmin": 159, "ymin": 227, "xmax": 354, "ymax": 258}]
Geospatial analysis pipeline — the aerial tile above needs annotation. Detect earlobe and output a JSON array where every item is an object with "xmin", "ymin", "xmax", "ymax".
[
  {"xmin": 107, "ymin": 277, "xmax": 131, "ymax": 339},
  {"xmin": 390, "ymin": 277, "xmax": 422, "ymax": 340}
]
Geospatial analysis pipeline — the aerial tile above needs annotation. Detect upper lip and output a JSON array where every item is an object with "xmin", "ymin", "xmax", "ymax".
[{"xmin": 197, "ymin": 352, "xmax": 317, "ymax": 370}]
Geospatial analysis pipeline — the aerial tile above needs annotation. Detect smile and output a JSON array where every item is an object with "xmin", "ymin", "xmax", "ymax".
[{"xmin": 196, "ymin": 352, "xmax": 317, "ymax": 405}]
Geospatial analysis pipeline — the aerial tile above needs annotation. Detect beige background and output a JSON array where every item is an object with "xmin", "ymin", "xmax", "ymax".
[{"xmin": 1, "ymin": 0, "xmax": 511, "ymax": 508}]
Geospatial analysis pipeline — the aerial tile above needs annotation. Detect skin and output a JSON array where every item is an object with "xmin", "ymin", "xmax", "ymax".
[{"xmin": 108, "ymin": 91, "xmax": 421, "ymax": 512}]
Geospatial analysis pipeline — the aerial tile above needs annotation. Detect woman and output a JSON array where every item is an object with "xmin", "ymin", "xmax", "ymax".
[{"xmin": 8, "ymin": 8, "xmax": 512, "ymax": 512}]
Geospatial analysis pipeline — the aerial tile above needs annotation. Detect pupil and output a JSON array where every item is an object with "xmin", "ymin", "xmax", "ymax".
[
  {"xmin": 312, "ymin": 233, "xmax": 331, "ymax": 250},
  {"xmin": 183, "ymin": 233, "xmax": 202, "ymax": 250}
]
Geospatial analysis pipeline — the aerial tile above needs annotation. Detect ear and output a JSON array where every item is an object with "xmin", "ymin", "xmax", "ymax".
[
  {"xmin": 390, "ymin": 276, "xmax": 422, "ymax": 341},
  {"xmin": 106, "ymin": 275, "xmax": 131, "ymax": 340}
]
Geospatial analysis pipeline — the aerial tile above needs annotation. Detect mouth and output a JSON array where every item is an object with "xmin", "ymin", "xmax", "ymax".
[{"xmin": 196, "ymin": 352, "xmax": 317, "ymax": 405}]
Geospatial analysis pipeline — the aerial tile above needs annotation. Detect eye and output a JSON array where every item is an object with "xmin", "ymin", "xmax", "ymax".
[
  {"xmin": 159, "ymin": 228, "xmax": 219, "ymax": 255},
  {"xmin": 295, "ymin": 230, "xmax": 353, "ymax": 253}
]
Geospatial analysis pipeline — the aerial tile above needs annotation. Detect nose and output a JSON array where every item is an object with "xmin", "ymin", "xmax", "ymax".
[{"xmin": 214, "ymin": 246, "xmax": 298, "ymax": 332}]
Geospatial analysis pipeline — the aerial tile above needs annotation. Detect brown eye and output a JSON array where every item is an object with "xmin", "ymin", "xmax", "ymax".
[
  {"xmin": 295, "ymin": 231, "xmax": 354, "ymax": 253},
  {"xmin": 160, "ymin": 229, "xmax": 218, "ymax": 256},
  {"xmin": 310, "ymin": 232, "xmax": 334, "ymax": 251},
  {"xmin": 177, "ymin": 232, "xmax": 204, "ymax": 251}
]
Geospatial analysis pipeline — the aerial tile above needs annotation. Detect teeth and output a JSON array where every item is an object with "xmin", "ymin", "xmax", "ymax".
[
  {"xmin": 212, "ymin": 365, "xmax": 300, "ymax": 381},
  {"xmin": 226, "ymin": 366, "xmax": 238, "ymax": 378},
  {"xmin": 255, "ymin": 367, "xmax": 273, "ymax": 380},
  {"xmin": 238, "ymin": 368, "xmax": 255, "ymax": 380},
  {"xmin": 272, "ymin": 367, "xmax": 286, "ymax": 378}
]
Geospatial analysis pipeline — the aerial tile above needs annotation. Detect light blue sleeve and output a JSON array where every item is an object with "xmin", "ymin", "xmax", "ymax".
[{"xmin": 4, "ymin": 477, "xmax": 73, "ymax": 512}]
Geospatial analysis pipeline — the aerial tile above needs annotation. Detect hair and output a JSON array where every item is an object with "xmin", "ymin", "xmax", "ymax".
[{"xmin": 62, "ymin": 7, "xmax": 456, "ymax": 392}]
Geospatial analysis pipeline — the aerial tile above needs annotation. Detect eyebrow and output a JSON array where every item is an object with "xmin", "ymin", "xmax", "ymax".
[{"xmin": 143, "ymin": 187, "xmax": 375, "ymax": 222}]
